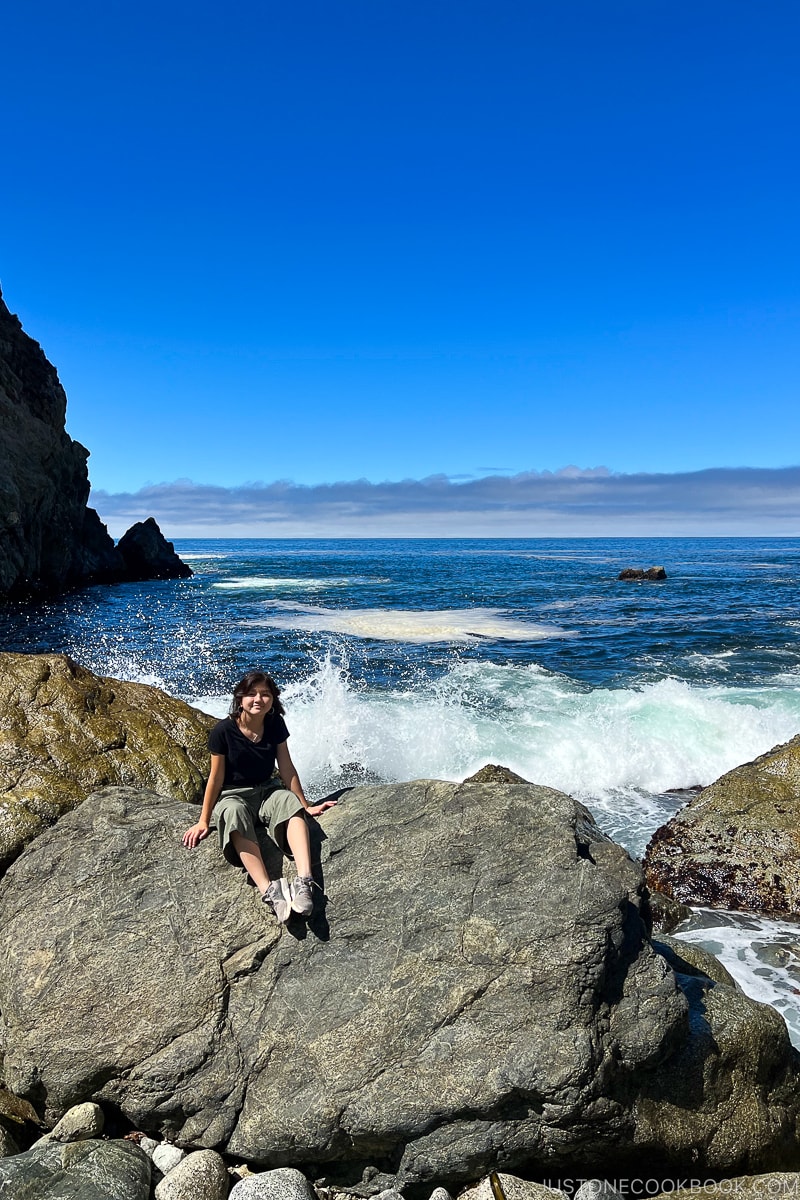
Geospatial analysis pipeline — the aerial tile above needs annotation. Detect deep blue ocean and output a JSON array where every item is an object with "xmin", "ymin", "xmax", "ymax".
[{"xmin": 3, "ymin": 536, "xmax": 800, "ymax": 1039}]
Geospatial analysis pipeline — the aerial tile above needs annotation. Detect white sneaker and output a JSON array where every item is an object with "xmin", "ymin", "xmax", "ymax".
[
  {"xmin": 262, "ymin": 878, "xmax": 291, "ymax": 923},
  {"xmin": 290, "ymin": 875, "xmax": 315, "ymax": 917}
]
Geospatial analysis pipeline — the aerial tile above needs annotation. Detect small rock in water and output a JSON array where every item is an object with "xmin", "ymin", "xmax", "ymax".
[
  {"xmin": 155, "ymin": 1149, "xmax": 229, "ymax": 1200},
  {"xmin": 230, "ymin": 1166, "xmax": 318, "ymax": 1200},
  {"xmin": 429, "ymin": 1189, "xmax": 452, "ymax": 1200},
  {"xmin": 152, "ymin": 1142, "xmax": 187, "ymax": 1175},
  {"xmin": 617, "ymin": 566, "xmax": 667, "ymax": 581},
  {"xmin": 646, "ymin": 888, "xmax": 692, "ymax": 934}
]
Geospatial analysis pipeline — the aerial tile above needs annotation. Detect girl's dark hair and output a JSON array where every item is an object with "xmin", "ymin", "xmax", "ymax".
[{"xmin": 229, "ymin": 670, "xmax": 285, "ymax": 719}]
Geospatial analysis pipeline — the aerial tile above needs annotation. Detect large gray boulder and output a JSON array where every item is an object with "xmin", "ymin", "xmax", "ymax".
[
  {"xmin": 0, "ymin": 780, "xmax": 798, "ymax": 1188},
  {"xmin": 644, "ymin": 733, "xmax": 800, "ymax": 915}
]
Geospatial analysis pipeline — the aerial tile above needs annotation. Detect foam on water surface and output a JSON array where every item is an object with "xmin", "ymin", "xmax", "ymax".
[
  {"xmin": 674, "ymin": 909, "xmax": 800, "ymax": 1049},
  {"xmin": 247, "ymin": 604, "xmax": 569, "ymax": 643},
  {"xmin": 201, "ymin": 654, "xmax": 800, "ymax": 857},
  {"xmin": 213, "ymin": 576, "xmax": 352, "ymax": 591}
]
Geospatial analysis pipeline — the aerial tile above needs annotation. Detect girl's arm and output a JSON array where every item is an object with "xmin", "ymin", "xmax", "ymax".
[
  {"xmin": 276, "ymin": 741, "xmax": 337, "ymax": 817},
  {"xmin": 183, "ymin": 754, "xmax": 226, "ymax": 847}
]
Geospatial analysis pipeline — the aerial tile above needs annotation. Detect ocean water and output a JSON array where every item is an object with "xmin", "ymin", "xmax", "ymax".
[{"xmin": 2, "ymin": 536, "xmax": 800, "ymax": 1041}]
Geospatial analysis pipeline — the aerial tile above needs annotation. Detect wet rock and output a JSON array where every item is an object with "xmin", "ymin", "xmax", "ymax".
[
  {"xmin": 462, "ymin": 763, "xmax": 530, "ymax": 784},
  {"xmin": 230, "ymin": 1167, "xmax": 317, "ymax": 1200},
  {"xmin": 0, "ymin": 780, "xmax": 798, "ymax": 1186},
  {"xmin": 617, "ymin": 566, "xmax": 667, "ymax": 580},
  {"xmin": 116, "ymin": 518, "xmax": 192, "ymax": 582},
  {"xmin": 0, "ymin": 651, "xmax": 215, "ymax": 869},
  {"xmin": 646, "ymin": 888, "xmax": 692, "ymax": 933},
  {"xmin": 0, "ymin": 1136, "xmax": 151, "ymax": 1199},
  {"xmin": 644, "ymin": 733, "xmax": 800, "ymax": 915},
  {"xmin": 154, "ymin": 1148, "xmax": 229, "ymax": 1200},
  {"xmin": 653, "ymin": 935, "xmax": 738, "ymax": 988}
]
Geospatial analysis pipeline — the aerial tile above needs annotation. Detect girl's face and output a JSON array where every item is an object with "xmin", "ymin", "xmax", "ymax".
[{"xmin": 240, "ymin": 684, "xmax": 274, "ymax": 717}]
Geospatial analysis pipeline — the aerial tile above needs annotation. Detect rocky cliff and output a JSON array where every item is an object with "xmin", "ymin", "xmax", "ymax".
[
  {"xmin": 0, "ymin": 289, "xmax": 190, "ymax": 598},
  {"xmin": 0, "ymin": 287, "xmax": 126, "ymax": 597}
]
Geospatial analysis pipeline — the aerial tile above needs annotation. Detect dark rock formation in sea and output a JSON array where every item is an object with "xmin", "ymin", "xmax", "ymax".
[
  {"xmin": 1, "ymin": 777, "xmax": 797, "ymax": 1188},
  {"xmin": 0, "ymin": 286, "xmax": 125, "ymax": 597},
  {"xmin": 643, "ymin": 733, "xmax": 800, "ymax": 916},
  {"xmin": 117, "ymin": 517, "xmax": 193, "ymax": 581},
  {"xmin": 0, "ymin": 289, "xmax": 191, "ymax": 598},
  {"xmin": 617, "ymin": 567, "xmax": 667, "ymax": 581},
  {"xmin": 0, "ymin": 651, "xmax": 215, "ymax": 870}
]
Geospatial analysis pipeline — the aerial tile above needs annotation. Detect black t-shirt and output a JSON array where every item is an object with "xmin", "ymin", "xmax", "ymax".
[{"xmin": 208, "ymin": 714, "xmax": 290, "ymax": 788}]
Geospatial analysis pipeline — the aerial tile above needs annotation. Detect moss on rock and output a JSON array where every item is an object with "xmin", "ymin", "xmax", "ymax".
[{"xmin": 0, "ymin": 652, "xmax": 215, "ymax": 870}]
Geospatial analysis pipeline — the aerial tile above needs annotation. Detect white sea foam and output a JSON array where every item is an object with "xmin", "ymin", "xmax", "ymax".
[
  {"xmin": 178, "ymin": 552, "xmax": 230, "ymax": 560},
  {"xmin": 213, "ymin": 576, "xmax": 351, "ymax": 591},
  {"xmin": 227, "ymin": 655, "xmax": 800, "ymax": 856},
  {"xmin": 247, "ymin": 605, "xmax": 568, "ymax": 643},
  {"xmin": 674, "ymin": 909, "xmax": 800, "ymax": 1049}
]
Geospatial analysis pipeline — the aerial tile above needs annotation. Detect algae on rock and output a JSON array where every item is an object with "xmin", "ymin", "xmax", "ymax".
[
  {"xmin": 644, "ymin": 732, "xmax": 800, "ymax": 915},
  {"xmin": 0, "ymin": 652, "xmax": 214, "ymax": 869}
]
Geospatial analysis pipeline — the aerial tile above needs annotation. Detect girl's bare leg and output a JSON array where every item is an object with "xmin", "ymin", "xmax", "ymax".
[
  {"xmin": 285, "ymin": 814, "xmax": 312, "ymax": 877},
  {"xmin": 229, "ymin": 831, "xmax": 271, "ymax": 894}
]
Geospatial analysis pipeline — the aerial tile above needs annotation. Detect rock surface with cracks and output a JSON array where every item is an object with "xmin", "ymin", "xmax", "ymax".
[{"xmin": 0, "ymin": 780, "xmax": 798, "ymax": 1189}]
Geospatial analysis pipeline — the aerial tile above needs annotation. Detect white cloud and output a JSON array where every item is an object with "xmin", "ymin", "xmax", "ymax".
[{"xmin": 91, "ymin": 465, "xmax": 800, "ymax": 538}]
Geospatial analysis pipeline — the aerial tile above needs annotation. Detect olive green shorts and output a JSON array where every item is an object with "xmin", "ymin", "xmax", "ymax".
[{"xmin": 215, "ymin": 779, "xmax": 304, "ymax": 865}]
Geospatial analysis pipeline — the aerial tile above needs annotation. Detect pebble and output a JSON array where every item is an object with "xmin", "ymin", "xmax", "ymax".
[
  {"xmin": 154, "ymin": 1148, "xmax": 229, "ymax": 1200},
  {"xmin": 152, "ymin": 1143, "xmax": 187, "ymax": 1175},
  {"xmin": 575, "ymin": 1185, "xmax": 625, "ymax": 1200},
  {"xmin": 230, "ymin": 1166, "xmax": 318, "ymax": 1200}
]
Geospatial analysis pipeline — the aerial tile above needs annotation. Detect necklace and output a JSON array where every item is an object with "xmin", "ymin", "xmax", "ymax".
[{"xmin": 237, "ymin": 719, "xmax": 263, "ymax": 744}]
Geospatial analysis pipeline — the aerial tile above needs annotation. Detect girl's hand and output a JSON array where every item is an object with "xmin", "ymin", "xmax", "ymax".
[
  {"xmin": 306, "ymin": 800, "xmax": 338, "ymax": 817},
  {"xmin": 183, "ymin": 821, "xmax": 210, "ymax": 848}
]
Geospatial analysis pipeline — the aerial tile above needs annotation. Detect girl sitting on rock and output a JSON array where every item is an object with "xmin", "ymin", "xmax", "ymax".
[{"xmin": 182, "ymin": 670, "xmax": 335, "ymax": 921}]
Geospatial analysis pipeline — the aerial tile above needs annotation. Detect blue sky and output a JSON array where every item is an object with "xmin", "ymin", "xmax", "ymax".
[{"xmin": 3, "ymin": 1, "xmax": 799, "ymax": 535}]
